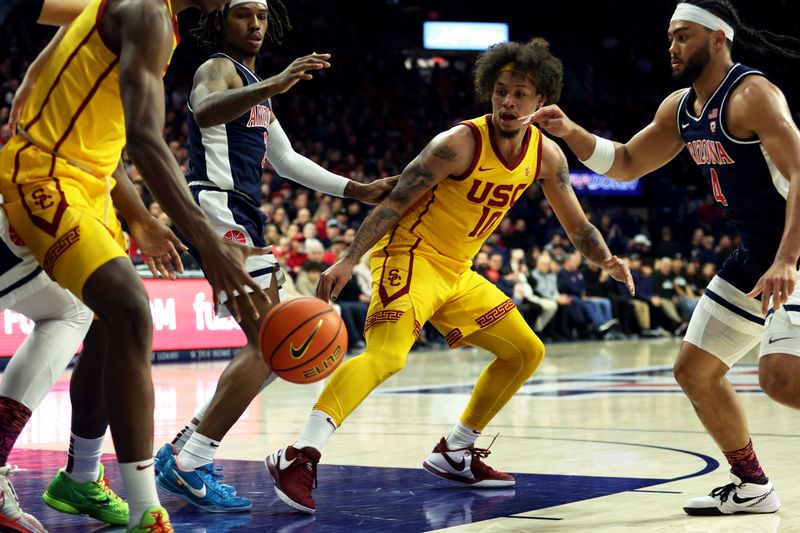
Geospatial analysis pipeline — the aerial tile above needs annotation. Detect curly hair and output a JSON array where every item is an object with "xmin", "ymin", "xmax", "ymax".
[
  {"xmin": 190, "ymin": 0, "xmax": 292, "ymax": 52},
  {"xmin": 473, "ymin": 38, "xmax": 564, "ymax": 105}
]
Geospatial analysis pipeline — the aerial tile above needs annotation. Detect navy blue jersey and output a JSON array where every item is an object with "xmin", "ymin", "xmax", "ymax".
[
  {"xmin": 186, "ymin": 53, "xmax": 270, "ymax": 204},
  {"xmin": 678, "ymin": 64, "xmax": 788, "ymax": 255}
]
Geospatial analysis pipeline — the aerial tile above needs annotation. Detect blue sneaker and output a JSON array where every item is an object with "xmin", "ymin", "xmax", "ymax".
[
  {"xmin": 153, "ymin": 443, "xmax": 176, "ymax": 476},
  {"xmin": 154, "ymin": 443, "xmax": 236, "ymax": 496},
  {"xmin": 155, "ymin": 456, "xmax": 251, "ymax": 513}
]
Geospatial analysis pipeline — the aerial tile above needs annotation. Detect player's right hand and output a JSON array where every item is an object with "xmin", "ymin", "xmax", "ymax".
[
  {"xmin": 529, "ymin": 105, "xmax": 577, "ymax": 138},
  {"xmin": 269, "ymin": 53, "xmax": 331, "ymax": 95},
  {"xmin": 317, "ymin": 256, "xmax": 356, "ymax": 302},
  {"xmin": 9, "ymin": 75, "xmax": 35, "ymax": 133},
  {"xmin": 201, "ymin": 238, "xmax": 272, "ymax": 322}
]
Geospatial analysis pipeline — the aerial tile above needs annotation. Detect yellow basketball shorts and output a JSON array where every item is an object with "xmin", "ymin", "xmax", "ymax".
[
  {"xmin": 366, "ymin": 238, "xmax": 515, "ymax": 348},
  {"xmin": 0, "ymin": 141, "xmax": 127, "ymax": 299}
]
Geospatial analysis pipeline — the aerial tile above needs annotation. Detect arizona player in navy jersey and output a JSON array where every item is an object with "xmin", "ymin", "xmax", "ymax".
[
  {"xmin": 533, "ymin": 0, "xmax": 800, "ymax": 517},
  {"xmin": 152, "ymin": 0, "xmax": 394, "ymax": 512}
]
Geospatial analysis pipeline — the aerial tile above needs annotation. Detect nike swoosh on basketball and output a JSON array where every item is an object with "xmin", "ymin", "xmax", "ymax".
[
  {"xmin": 290, "ymin": 319, "xmax": 324, "ymax": 359},
  {"xmin": 174, "ymin": 471, "xmax": 207, "ymax": 498},
  {"xmin": 442, "ymin": 452, "xmax": 466, "ymax": 471},
  {"xmin": 478, "ymin": 166, "xmax": 495, "ymax": 172},
  {"xmin": 136, "ymin": 462, "xmax": 154, "ymax": 471},
  {"xmin": 768, "ymin": 336, "xmax": 792, "ymax": 344}
]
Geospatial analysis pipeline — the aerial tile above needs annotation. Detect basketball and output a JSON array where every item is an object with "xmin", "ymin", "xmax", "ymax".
[{"xmin": 260, "ymin": 297, "xmax": 348, "ymax": 384}]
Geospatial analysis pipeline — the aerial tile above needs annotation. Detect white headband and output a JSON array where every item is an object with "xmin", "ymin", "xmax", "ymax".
[
  {"xmin": 671, "ymin": 3, "xmax": 735, "ymax": 41},
  {"xmin": 229, "ymin": 0, "xmax": 268, "ymax": 9}
]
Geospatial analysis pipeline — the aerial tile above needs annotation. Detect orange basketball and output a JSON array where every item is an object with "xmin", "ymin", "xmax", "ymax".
[{"xmin": 260, "ymin": 297, "xmax": 348, "ymax": 384}]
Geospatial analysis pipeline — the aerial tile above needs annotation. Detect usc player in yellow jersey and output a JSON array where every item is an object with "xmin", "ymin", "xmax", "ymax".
[
  {"xmin": 0, "ymin": 0, "xmax": 272, "ymax": 530},
  {"xmin": 267, "ymin": 38, "xmax": 635, "ymax": 514}
]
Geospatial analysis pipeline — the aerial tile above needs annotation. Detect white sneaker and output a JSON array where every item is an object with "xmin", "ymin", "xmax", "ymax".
[
  {"xmin": 0, "ymin": 464, "xmax": 47, "ymax": 532},
  {"xmin": 683, "ymin": 472, "xmax": 780, "ymax": 515}
]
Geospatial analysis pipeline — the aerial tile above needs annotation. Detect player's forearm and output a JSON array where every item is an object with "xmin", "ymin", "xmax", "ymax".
[
  {"xmin": 193, "ymin": 81, "xmax": 279, "ymax": 128},
  {"xmin": 562, "ymin": 125, "xmax": 598, "ymax": 162},
  {"xmin": 126, "ymin": 135, "xmax": 216, "ymax": 250},
  {"xmin": 109, "ymin": 160, "xmax": 149, "ymax": 224},
  {"xmin": 568, "ymin": 223, "xmax": 613, "ymax": 266},
  {"xmin": 342, "ymin": 205, "xmax": 400, "ymax": 263},
  {"xmin": 563, "ymin": 126, "xmax": 639, "ymax": 182},
  {"xmin": 774, "ymin": 174, "xmax": 800, "ymax": 264}
]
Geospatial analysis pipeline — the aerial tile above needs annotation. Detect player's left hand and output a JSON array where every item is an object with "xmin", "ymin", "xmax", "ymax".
[
  {"xmin": 602, "ymin": 255, "xmax": 635, "ymax": 296},
  {"xmin": 317, "ymin": 256, "xmax": 356, "ymax": 302},
  {"xmin": 747, "ymin": 260, "xmax": 796, "ymax": 315},
  {"xmin": 349, "ymin": 176, "xmax": 399, "ymax": 205},
  {"xmin": 129, "ymin": 216, "xmax": 188, "ymax": 280}
]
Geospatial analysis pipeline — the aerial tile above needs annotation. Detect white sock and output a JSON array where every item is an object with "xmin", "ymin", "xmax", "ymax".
[
  {"xmin": 65, "ymin": 433, "xmax": 103, "ymax": 483},
  {"xmin": 119, "ymin": 461, "xmax": 159, "ymax": 529},
  {"xmin": 171, "ymin": 401, "xmax": 208, "ymax": 452},
  {"xmin": 294, "ymin": 410, "xmax": 337, "ymax": 452},
  {"xmin": 177, "ymin": 432, "xmax": 219, "ymax": 470},
  {"xmin": 445, "ymin": 421, "xmax": 480, "ymax": 450}
]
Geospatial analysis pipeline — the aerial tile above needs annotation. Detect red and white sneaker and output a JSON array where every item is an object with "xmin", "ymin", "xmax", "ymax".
[
  {"xmin": 423, "ymin": 436, "xmax": 514, "ymax": 488},
  {"xmin": 0, "ymin": 464, "xmax": 46, "ymax": 533},
  {"xmin": 266, "ymin": 445, "xmax": 321, "ymax": 514}
]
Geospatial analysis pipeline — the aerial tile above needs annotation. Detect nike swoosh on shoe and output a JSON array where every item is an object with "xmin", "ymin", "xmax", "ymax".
[{"xmin": 174, "ymin": 471, "xmax": 206, "ymax": 498}]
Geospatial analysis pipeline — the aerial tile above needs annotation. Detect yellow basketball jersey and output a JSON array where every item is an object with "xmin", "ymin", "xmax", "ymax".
[
  {"xmin": 386, "ymin": 115, "xmax": 542, "ymax": 264},
  {"xmin": 17, "ymin": 0, "xmax": 179, "ymax": 178}
]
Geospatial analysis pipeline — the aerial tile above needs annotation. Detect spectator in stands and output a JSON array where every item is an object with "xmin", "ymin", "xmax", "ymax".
[
  {"xmin": 654, "ymin": 226, "xmax": 683, "ymax": 258},
  {"xmin": 654, "ymin": 257, "xmax": 688, "ymax": 336},
  {"xmin": 287, "ymin": 234, "xmax": 308, "ymax": 274},
  {"xmin": 531, "ymin": 253, "xmax": 575, "ymax": 340},
  {"xmin": 295, "ymin": 260, "xmax": 324, "ymax": 297},
  {"xmin": 559, "ymin": 252, "xmax": 616, "ymax": 336}
]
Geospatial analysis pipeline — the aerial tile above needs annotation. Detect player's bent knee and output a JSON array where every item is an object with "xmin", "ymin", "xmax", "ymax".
[
  {"xmin": 361, "ymin": 349, "xmax": 407, "ymax": 382},
  {"xmin": 522, "ymin": 334, "xmax": 545, "ymax": 374}
]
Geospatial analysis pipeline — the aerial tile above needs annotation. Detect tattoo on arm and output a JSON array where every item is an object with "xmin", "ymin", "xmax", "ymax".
[
  {"xmin": 345, "ymin": 205, "xmax": 401, "ymax": 261},
  {"xmin": 570, "ymin": 224, "xmax": 611, "ymax": 265},
  {"xmin": 343, "ymin": 142, "xmax": 451, "ymax": 260},
  {"xmin": 556, "ymin": 153, "xmax": 571, "ymax": 190}
]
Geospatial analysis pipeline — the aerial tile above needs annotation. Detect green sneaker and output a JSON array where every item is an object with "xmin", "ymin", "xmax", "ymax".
[
  {"xmin": 129, "ymin": 505, "xmax": 173, "ymax": 532},
  {"xmin": 42, "ymin": 464, "xmax": 129, "ymax": 525}
]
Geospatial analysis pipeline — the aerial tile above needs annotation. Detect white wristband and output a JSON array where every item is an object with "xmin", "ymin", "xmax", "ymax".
[{"xmin": 579, "ymin": 135, "xmax": 615, "ymax": 175}]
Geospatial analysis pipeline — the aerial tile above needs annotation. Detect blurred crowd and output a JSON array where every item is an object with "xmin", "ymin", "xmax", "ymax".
[{"xmin": 2, "ymin": 0, "xmax": 799, "ymax": 347}]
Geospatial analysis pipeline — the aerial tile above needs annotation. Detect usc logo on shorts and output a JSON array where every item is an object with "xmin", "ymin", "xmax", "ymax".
[
  {"xmin": 31, "ymin": 188, "xmax": 54, "ymax": 209},
  {"xmin": 387, "ymin": 268, "xmax": 402, "ymax": 286}
]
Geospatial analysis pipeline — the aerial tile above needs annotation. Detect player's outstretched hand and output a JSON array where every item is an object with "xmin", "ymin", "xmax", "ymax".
[
  {"xmin": 202, "ymin": 239, "xmax": 272, "ymax": 321},
  {"xmin": 351, "ymin": 175, "xmax": 399, "ymax": 205},
  {"xmin": 747, "ymin": 260, "xmax": 796, "ymax": 315},
  {"xmin": 317, "ymin": 256, "xmax": 356, "ymax": 302},
  {"xmin": 529, "ymin": 105, "xmax": 577, "ymax": 138},
  {"xmin": 129, "ymin": 216, "xmax": 187, "ymax": 280},
  {"xmin": 603, "ymin": 255, "xmax": 635, "ymax": 296},
  {"xmin": 269, "ymin": 53, "xmax": 331, "ymax": 95}
]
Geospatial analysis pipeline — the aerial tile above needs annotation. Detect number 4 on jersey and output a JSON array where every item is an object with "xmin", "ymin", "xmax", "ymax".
[{"xmin": 710, "ymin": 168, "xmax": 728, "ymax": 206}]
